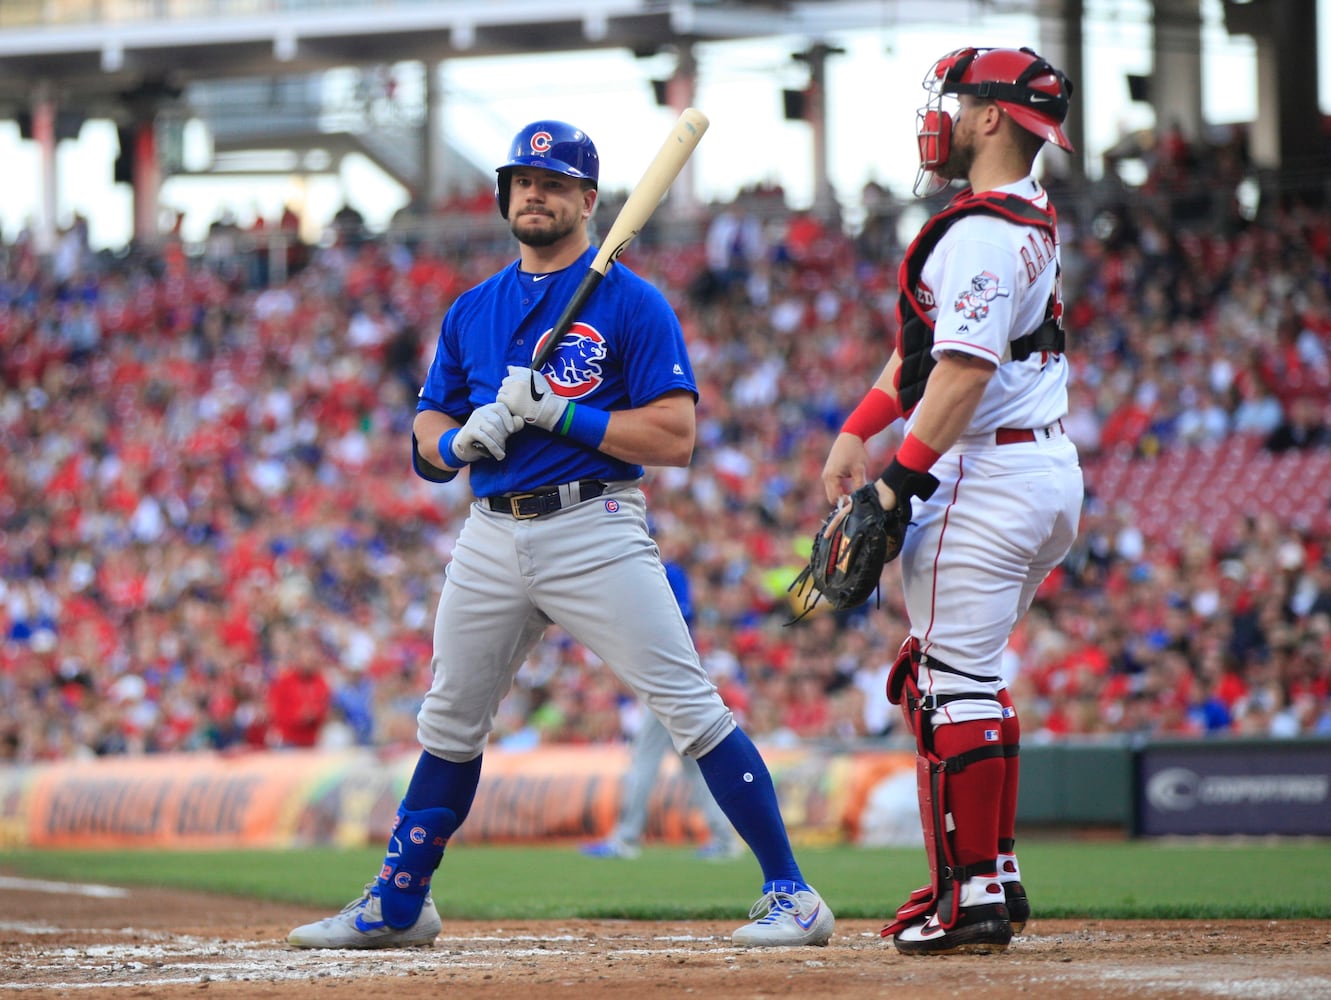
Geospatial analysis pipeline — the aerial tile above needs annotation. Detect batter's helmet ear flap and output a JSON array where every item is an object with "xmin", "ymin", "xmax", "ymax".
[{"xmin": 495, "ymin": 119, "xmax": 600, "ymax": 219}]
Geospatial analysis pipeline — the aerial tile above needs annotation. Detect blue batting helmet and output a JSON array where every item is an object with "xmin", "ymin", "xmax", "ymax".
[{"xmin": 495, "ymin": 120, "xmax": 599, "ymax": 219}]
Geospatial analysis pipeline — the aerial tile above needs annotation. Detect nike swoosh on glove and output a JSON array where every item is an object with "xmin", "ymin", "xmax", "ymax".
[
  {"xmin": 451, "ymin": 401, "xmax": 524, "ymax": 462},
  {"xmin": 497, "ymin": 365, "xmax": 569, "ymax": 432}
]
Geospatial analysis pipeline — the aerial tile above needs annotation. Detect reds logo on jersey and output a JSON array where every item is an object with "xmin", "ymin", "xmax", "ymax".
[
  {"xmin": 915, "ymin": 280, "xmax": 936, "ymax": 310},
  {"xmin": 532, "ymin": 321, "xmax": 607, "ymax": 398},
  {"xmin": 954, "ymin": 270, "xmax": 1010, "ymax": 321},
  {"xmin": 529, "ymin": 131, "xmax": 554, "ymax": 154}
]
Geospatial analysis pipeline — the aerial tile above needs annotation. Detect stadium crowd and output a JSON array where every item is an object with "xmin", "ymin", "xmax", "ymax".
[{"xmin": 2, "ymin": 159, "xmax": 1330, "ymax": 762}]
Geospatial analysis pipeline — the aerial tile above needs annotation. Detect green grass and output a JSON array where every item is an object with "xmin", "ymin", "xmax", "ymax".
[{"xmin": 4, "ymin": 840, "xmax": 1329, "ymax": 920}]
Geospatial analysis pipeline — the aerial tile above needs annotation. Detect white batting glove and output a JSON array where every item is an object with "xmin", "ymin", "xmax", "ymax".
[
  {"xmin": 449, "ymin": 401, "xmax": 524, "ymax": 462},
  {"xmin": 497, "ymin": 365, "xmax": 569, "ymax": 432}
]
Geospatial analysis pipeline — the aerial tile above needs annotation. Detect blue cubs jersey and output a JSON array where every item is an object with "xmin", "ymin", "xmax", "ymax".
[{"xmin": 418, "ymin": 245, "xmax": 698, "ymax": 496}]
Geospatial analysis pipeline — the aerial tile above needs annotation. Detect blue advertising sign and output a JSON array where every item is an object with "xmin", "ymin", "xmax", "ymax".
[{"xmin": 1136, "ymin": 742, "xmax": 1331, "ymax": 837}]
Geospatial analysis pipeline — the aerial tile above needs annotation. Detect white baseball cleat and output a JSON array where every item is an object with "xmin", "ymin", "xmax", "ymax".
[
  {"xmin": 732, "ymin": 881, "xmax": 834, "ymax": 947},
  {"xmin": 288, "ymin": 883, "xmax": 441, "ymax": 949}
]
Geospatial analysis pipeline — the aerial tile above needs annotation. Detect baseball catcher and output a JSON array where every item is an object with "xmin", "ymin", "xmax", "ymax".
[
  {"xmin": 816, "ymin": 43, "xmax": 1080, "ymax": 957},
  {"xmin": 788, "ymin": 465, "xmax": 939, "ymax": 622}
]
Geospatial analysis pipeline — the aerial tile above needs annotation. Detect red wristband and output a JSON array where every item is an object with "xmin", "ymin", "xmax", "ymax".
[
  {"xmin": 841, "ymin": 388, "xmax": 901, "ymax": 441},
  {"xmin": 895, "ymin": 432, "xmax": 942, "ymax": 473}
]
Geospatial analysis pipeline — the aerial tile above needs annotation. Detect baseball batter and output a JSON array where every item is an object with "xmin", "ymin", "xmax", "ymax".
[
  {"xmin": 289, "ymin": 119, "xmax": 833, "ymax": 950},
  {"xmin": 820, "ymin": 47, "xmax": 1083, "ymax": 955}
]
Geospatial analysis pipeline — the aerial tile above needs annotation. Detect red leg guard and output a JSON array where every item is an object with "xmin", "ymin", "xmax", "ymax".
[{"xmin": 931, "ymin": 721, "xmax": 1004, "ymax": 874}]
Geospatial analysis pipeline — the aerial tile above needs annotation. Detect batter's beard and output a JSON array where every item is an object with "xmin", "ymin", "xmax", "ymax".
[{"xmin": 512, "ymin": 212, "xmax": 579, "ymax": 248}]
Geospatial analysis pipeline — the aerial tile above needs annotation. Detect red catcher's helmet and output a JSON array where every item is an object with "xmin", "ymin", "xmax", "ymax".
[{"xmin": 914, "ymin": 46, "xmax": 1074, "ymax": 196}]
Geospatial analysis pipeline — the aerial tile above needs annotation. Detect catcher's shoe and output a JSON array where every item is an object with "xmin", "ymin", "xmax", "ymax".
[
  {"xmin": 288, "ymin": 883, "xmax": 441, "ymax": 949},
  {"xmin": 893, "ymin": 878, "xmax": 1012, "ymax": 956},
  {"xmin": 732, "ymin": 881, "xmax": 834, "ymax": 947},
  {"xmin": 1003, "ymin": 880, "xmax": 1030, "ymax": 933}
]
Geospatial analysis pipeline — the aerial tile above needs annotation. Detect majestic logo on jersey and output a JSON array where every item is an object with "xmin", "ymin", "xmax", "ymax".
[
  {"xmin": 533, "ymin": 321, "xmax": 607, "ymax": 398},
  {"xmin": 954, "ymin": 271, "xmax": 1010, "ymax": 321},
  {"xmin": 529, "ymin": 131, "xmax": 554, "ymax": 154}
]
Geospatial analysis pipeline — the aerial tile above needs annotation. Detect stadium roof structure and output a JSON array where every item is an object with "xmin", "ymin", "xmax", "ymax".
[{"xmin": 0, "ymin": 0, "xmax": 1027, "ymax": 106}]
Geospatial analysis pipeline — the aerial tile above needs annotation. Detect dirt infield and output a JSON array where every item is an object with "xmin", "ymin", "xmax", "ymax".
[{"xmin": 1, "ymin": 879, "xmax": 1329, "ymax": 999}]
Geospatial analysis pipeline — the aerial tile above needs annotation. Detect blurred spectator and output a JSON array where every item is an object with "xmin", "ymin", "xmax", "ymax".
[
  {"xmin": 266, "ymin": 627, "xmax": 333, "ymax": 748},
  {"xmin": 1263, "ymin": 395, "xmax": 1330, "ymax": 452}
]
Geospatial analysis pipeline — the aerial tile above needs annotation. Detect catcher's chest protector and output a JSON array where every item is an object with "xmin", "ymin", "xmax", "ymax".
[{"xmin": 894, "ymin": 191, "xmax": 1065, "ymax": 417}]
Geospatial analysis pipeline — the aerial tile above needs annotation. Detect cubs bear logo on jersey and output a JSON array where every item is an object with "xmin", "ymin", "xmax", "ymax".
[
  {"xmin": 532, "ymin": 321, "xmax": 607, "ymax": 398},
  {"xmin": 954, "ymin": 270, "xmax": 1010, "ymax": 321}
]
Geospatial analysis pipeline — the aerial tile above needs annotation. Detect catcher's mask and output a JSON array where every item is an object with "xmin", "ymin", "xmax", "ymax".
[
  {"xmin": 914, "ymin": 46, "xmax": 1074, "ymax": 197},
  {"xmin": 495, "ymin": 120, "xmax": 600, "ymax": 219}
]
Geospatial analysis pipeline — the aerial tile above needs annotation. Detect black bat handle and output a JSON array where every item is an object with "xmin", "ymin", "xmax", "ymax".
[
  {"xmin": 471, "ymin": 270, "xmax": 604, "ymax": 459},
  {"xmin": 531, "ymin": 269, "xmax": 603, "ymax": 371}
]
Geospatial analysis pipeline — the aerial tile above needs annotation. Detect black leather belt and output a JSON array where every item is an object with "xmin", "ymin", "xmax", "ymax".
[{"xmin": 485, "ymin": 480, "xmax": 607, "ymax": 518}]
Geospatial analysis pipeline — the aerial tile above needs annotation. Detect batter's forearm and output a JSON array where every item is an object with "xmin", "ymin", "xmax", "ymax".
[
  {"xmin": 413, "ymin": 410, "xmax": 464, "ymax": 468},
  {"xmin": 595, "ymin": 403, "xmax": 695, "ymax": 467}
]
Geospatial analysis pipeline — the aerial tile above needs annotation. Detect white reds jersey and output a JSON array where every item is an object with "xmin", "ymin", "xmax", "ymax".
[{"xmin": 912, "ymin": 176, "xmax": 1068, "ymax": 434}]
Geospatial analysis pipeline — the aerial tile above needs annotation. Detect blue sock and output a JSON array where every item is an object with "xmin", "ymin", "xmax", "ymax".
[
  {"xmin": 695, "ymin": 728, "xmax": 804, "ymax": 887},
  {"xmin": 376, "ymin": 752, "xmax": 483, "ymax": 929},
  {"xmin": 404, "ymin": 750, "xmax": 483, "ymax": 815}
]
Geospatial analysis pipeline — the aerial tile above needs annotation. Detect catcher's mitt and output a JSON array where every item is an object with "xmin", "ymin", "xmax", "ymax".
[{"xmin": 787, "ymin": 483, "xmax": 910, "ymax": 622}]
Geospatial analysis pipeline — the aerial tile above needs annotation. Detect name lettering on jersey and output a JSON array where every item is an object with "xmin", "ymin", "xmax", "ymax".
[
  {"xmin": 534, "ymin": 321, "xmax": 607, "ymax": 398},
  {"xmin": 1019, "ymin": 228, "xmax": 1056, "ymax": 283},
  {"xmin": 954, "ymin": 271, "xmax": 1010, "ymax": 322}
]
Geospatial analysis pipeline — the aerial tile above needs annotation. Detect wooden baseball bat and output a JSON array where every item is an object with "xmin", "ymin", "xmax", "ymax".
[{"xmin": 529, "ymin": 107, "xmax": 710, "ymax": 370}]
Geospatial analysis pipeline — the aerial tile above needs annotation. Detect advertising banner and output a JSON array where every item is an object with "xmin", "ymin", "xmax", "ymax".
[
  {"xmin": 5, "ymin": 745, "xmax": 918, "ymax": 850},
  {"xmin": 1136, "ymin": 742, "xmax": 1331, "ymax": 837}
]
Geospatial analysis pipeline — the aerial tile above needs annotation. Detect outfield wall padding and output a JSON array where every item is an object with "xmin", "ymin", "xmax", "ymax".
[
  {"xmin": 0, "ymin": 745, "xmax": 919, "ymax": 850},
  {"xmin": 5, "ymin": 740, "xmax": 1323, "ymax": 849}
]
